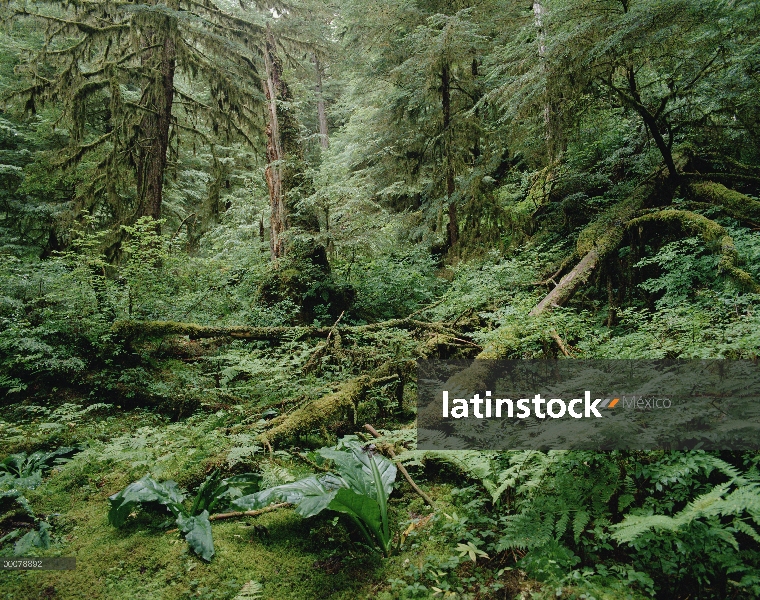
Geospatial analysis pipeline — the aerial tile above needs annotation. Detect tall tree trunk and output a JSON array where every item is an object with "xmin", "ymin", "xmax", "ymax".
[
  {"xmin": 533, "ymin": 1, "xmax": 549, "ymax": 146},
  {"xmin": 313, "ymin": 54, "xmax": 329, "ymax": 150},
  {"xmin": 442, "ymin": 61, "xmax": 457, "ymax": 248},
  {"xmin": 136, "ymin": 24, "xmax": 176, "ymax": 224},
  {"xmin": 533, "ymin": 0, "xmax": 565, "ymax": 162},
  {"xmin": 264, "ymin": 25, "xmax": 287, "ymax": 259},
  {"xmin": 471, "ymin": 58, "xmax": 481, "ymax": 161}
]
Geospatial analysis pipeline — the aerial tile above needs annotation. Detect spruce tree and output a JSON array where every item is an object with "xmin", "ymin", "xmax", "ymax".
[{"xmin": 1, "ymin": 0, "xmax": 278, "ymax": 238}]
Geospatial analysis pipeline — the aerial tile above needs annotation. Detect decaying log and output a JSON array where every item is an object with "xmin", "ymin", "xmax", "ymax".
[
  {"xmin": 437, "ymin": 188, "xmax": 649, "ymax": 396},
  {"xmin": 686, "ymin": 181, "xmax": 760, "ymax": 225},
  {"xmin": 529, "ymin": 240, "xmax": 608, "ymax": 317},
  {"xmin": 549, "ymin": 329, "xmax": 570, "ymax": 357},
  {"xmin": 530, "ymin": 192, "xmax": 644, "ymax": 317},
  {"xmin": 112, "ymin": 318, "xmax": 461, "ymax": 342},
  {"xmin": 259, "ymin": 361, "xmax": 416, "ymax": 446},
  {"xmin": 627, "ymin": 209, "xmax": 760, "ymax": 292}
]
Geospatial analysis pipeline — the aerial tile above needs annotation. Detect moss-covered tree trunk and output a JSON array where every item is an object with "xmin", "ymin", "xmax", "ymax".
[
  {"xmin": 136, "ymin": 21, "xmax": 176, "ymax": 223},
  {"xmin": 442, "ymin": 61, "xmax": 458, "ymax": 248}
]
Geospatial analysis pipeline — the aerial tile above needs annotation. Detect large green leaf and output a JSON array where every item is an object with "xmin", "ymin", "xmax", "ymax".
[
  {"xmin": 177, "ymin": 510, "xmax": 214, "ymax": 561},
  {"xmin": 13, "ymin": 522, "xmax": 51, "ymax": 556},
  {"xmin": 351, "ymin": 447, "xmax": 397, "ymax": 501},
  {"xmin": 318, "ymin": 446, "xmax": 372, "ymax": 496},
  {"xmin": 0, "ymin": 470, "xmax": 42, "ymax": 491},
  {"xmin": 108, "ymin": 476, "xmax": 185, "ymax": 527},
  {"xmin": 206, "ymin": 473, "xmax": 262, "ymax": 513},
  {"xmin": 232, "ymin": 475, "xmax": 340, "ymax": 518},
  {"xmin": 223, "ymin": 473, "xmax": 262, "ymax": 496},
  {"xmin": 0, "ymin": 447, "xmax": 77, "ymax": 491},
  {"xmin": 233, "ymin": 445, "xmax": 398, "ymax": 555},
  {"xmin": 0, "ymin": 489, "xmax": 34, "ymax": 518},
  {"xmin": 318, "ymin": 443, "xmax": 396, "ymax": 501},
  {"xmin": 328, "ymin": 488, "xmax": 383, "ymax": 538}
]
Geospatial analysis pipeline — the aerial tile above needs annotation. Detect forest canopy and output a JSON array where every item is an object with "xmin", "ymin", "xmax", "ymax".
[{"xmin": 0, "ymin": 1, "xmax": 759, "ymax": 599}]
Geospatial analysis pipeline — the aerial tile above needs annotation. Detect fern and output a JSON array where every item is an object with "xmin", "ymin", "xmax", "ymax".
[
  {"xmin": 612, "ymin": 482, "xmax": 760, "ymax": 546},
  {"xmin": 573, "ymin": 510, "xmax": 590, "ymax": 544},
  {"xmin": 232, "ymin": 581, "xmax": 263, "ymax": 600},
  {"xmin": 259, "ymin": 462, "xmax": 295, "ymax": 489}
]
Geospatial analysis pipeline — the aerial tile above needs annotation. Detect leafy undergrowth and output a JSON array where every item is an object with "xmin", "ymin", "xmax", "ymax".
[{"xmin": 4, "ymin": 400, "xmax": 757, "ymax": 599}]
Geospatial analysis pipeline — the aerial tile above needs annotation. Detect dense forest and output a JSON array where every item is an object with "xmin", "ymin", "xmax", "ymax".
[{"xmin": 1, "ymin": 0, "xmax": 759, "ymax": 598}]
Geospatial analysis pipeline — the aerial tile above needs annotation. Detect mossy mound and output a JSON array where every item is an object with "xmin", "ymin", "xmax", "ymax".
[{"xmin": 257, "ymin": 240, "xmax": 355, "ymax": 324}]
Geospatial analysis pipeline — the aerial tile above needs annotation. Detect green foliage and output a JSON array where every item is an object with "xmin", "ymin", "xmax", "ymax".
[
  {"xmin": 231, "ymin": 580, "xmax": 264, "ymax": 600},
  {"xmin": 0, "ymin": 0, "xmax": 759, "ymax": 597},
  {"xmin": 11, "ymin": 521, "xmax": 50, "ymax": 556},
  {"xmin": 405, "ymin": 449, "xmax": 760, "ymax": 599},
  {"xmin": 345, "ymin": 248, "xmax": 443, "ymax": 322},
  {"xmin": 0, "ymin": 445, "xmax": 79, "ymax": 558}
]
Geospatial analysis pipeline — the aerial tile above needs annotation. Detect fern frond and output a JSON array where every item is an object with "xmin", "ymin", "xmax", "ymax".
[
  {"xmin": 232, "ymin": 580, "xmax": 263, "ymax": 600},
  {"xmin": 573, "ymin": 510, "xmax": 590, "ymax": 543}
]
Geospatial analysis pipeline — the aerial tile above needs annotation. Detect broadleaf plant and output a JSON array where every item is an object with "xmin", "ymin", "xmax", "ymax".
[
  {"xmin": 108, "ymin": 471, "xmax": 261, "ymax": 561},
  {"xmin": 0, "ymin": 447, "xmax": 79, "ymax": 491},
  {"xmin": 232, "ymin": 442, "xmax": 397, "ymax": 556}
]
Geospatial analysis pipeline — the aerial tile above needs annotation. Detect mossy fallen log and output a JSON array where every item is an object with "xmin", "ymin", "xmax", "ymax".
[
  {"xmin": 682, "ymin": 172, "xmax": 760, "ymax": 186},
  {"xmin": 259, "ymin": 373, "xmax": 399, "ymax": 446},
  {"xmin": 686, "ymin": 181, "xmax": 760, "ymax": 225},
  {"xmin": 112, "ymin": 318, "xmax": 461, "ymax": 342},
  {"xmin": 529, "ymin": 193, "xmax": 643, "ymax": 318},
  {"xmin": 260, "ymin": 360, "xmax": 416, "ymax": 446},
  {"xmin": 627, "ymin": 209, "xmax": 760, "ymax": 292}
]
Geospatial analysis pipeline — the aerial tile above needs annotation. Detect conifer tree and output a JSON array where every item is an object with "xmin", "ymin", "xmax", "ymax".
[{"xmin": 1, "ymin": 0, "xmax": 279, "ymax": 237}]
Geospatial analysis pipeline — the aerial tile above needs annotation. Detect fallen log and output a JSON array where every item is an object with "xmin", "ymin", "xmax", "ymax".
[
  {"xmin": 686, "ymin": 181, "xmax": 760, "ymax": 225},
  {"xmin": 165, "ymin": 502, "xmax": 291, "ymax": 531},
  {"xmin": 627, "ymin": 209, "xmax": 760, "ymax": 292},
  {"xmin": 437, "ymin": 187, "xmax": 649, "ymax": 396},
  {"xmin": 259, "ymin": 358, "xmax": 416, "ymax": 446},
  {"xmin": 112, "ymin": 318, "xmax": 462, "ymax": 342},
  {"xmin": 207, "ymin": 502, "xmax": 289, "ymax": 522}
]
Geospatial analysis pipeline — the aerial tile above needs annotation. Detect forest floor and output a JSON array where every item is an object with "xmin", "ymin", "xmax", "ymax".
[{"xmin": 0, "ymin": 405, "xmax": 535, "ymax": 600}]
